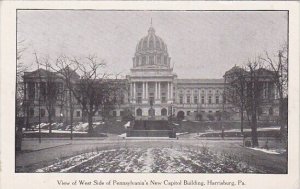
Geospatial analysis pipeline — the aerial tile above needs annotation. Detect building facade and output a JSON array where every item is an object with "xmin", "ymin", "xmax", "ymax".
[{"xmin": 22, "ymin": 26, "xmax": 279, "ymax": 126}]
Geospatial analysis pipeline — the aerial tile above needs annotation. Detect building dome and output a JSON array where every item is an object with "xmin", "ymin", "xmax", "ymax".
[{"xmin": 133, "ymin": 26, "xmax": 171, "ymax": 68}]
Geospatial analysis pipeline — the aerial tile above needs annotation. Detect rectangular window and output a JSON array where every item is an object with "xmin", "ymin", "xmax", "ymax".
[
  {"xmin": 76, "ymin": 111, "xmax": 81, "ymax": 117},
  {"xmin": 120, "ymin": 111, "xmax": 124, "ymax": 116},
  {"xmin": 149, "ymin": 56, "xmax": 154, "ymax": 65},
  {"xmin": 194, "ymin": 96, "xmax": 198, "ymax": 104},
  {"xmin": 157, "ymin": 55, "xmax": 161, "ymax": 64},
  {"xmin": 201, "ymin": 96, "xmax": 205, "ymax": 104},
  {"xmin": 187, "ymin": 111, "xmax": 190, "ymax": 116},
  {"xmin": 149, "ymin": 97, "xmax": 154, "ymax": 105},
  {"xmin": 161, "ymin": 97, "xmax": 166, "ymax": 103},
  {"xmin": 137, "ymin": 97, "xmax": 142, "ymax": 104},
  {"xmin": 208, "ymin": 96, "xmax": 212, "ymax": 104},
  {"xmin": 215, "ymin": 96, "xmax": 219, "ymax": 104},
  {"xmin": 179, "ymin": 96, "xmax": 183, "ymax": 104},
  {"xmin": 187, "ymin": 96, "xmax": 191, "ymax": 104},
  {"xmin": 113, "ymin": 111, "xmax": 117, "ymax": 117}
]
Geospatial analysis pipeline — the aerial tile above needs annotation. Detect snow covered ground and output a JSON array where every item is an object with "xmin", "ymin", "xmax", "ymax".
[
  {"xmin": 24, "ymin": 130, "xmax": 87, "ymax": 134},
  {"xmin": 24, "ymin": 121, "xmax": 107, "ymax": 134},
  {"xmin": 35, "ymin": 147, "xmax": 260, "ymax": 173}
]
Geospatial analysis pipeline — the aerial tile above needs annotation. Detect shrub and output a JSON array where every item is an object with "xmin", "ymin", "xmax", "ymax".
[{"xmin": 244, "ymin": 140, "xmax": 252, "ymax": 147}]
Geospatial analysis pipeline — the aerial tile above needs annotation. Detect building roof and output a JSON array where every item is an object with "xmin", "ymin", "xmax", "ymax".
[
  {"xmin": 136, "ymin": 26, "xmax": 168, "ymax": 54},
  {"xmin": 176, "ymin": 78, "xmax": 224, "ymax": 84}
]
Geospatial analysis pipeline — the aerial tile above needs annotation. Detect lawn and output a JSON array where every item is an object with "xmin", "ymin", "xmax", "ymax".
[
  {"xmin": 22, "ymin": 138, "xmax": 286, "ymax": 174},
  {"xmin": 35, "ymin": 147, "xmax": 261, "ymax": 173}
]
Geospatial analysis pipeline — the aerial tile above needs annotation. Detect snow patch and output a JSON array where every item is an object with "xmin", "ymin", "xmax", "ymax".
[
  {"xmin": 118, "ymin": 133, "xmax": 127, "ymax": 137},
  {"xmin": 247, "ymin": 147, "xmax": 281, "ymax": 154},
  {"xmin": 124, "ymin": 122, "xmax": 130, "ymax": 128}
]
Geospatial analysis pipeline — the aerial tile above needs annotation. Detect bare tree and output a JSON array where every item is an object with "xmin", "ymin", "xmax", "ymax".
[
  {"xmin": 68, "ymin": 55, "xmax": 118, "ymax": 135},
  {"xmin": 34, "ymin": 53, "xmax": 63, "ymax": 133},
  {"xmin": 224, "ymin": 66, "xmax": 248, "ymax": 134},
  {"xmin": 244, "ymin": 60, "xmax": 266, "ymax": 147},
  {"xmin": 54, "ymin": 55, "xmax": 79, "ymax": 139},
  {"xmin": 16, "ymin": 40, "xmax": 30, "ymax": 118},
  {"xmin": 259, "ymin": 46, "xmax": 288, "ymax": 140},
  {"xmin": 224, "ymin": 61, "xmax": 267, "ymax": 147}
]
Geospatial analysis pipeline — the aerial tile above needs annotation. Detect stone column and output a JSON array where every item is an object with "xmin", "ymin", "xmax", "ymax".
[
  {"xmin": 199, "ymin": 89, "xmax": 201, "ymax": 104},
  {"xmin": 167, "ymin": 82, "xmax": 170, "ymax": 99},
  {"xmin": 155, "ymin": 82, "xmax": 161, "ymax": 104},
  {"xmin": 155, "ymin": 82, "xmax": 157, "ymax": 99},
  {"xmin": 130, "ymin": 83, "xmax": 133, "ymax": 100},
  {"xmin": 146, "ymin": 82, "xmax": 148, "ymax": 99},
  {"xmin": 142, "ymin": 82, "xmax": 145, "ymax": 99},
  {"xmin": 170, "ymin": 82, "xmax": 173, "ymax": 100},
  {"xmin": 133, "ymin": 82, "xmax": 136, "ymax": 100},
  {"xmin": 158, "ymin": 82, "xmax": 161, "ymax": 99}
]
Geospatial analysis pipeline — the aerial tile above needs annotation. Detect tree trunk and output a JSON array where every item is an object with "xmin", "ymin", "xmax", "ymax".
[
  {"xmin": 49, "ymin": 114, "xmax": 52, "ymax": 134},
  {"xmin": 88, "ymin": 114, "xmax": 94, "ymax": 135},
  {"xmin": 69, "ymin": 90, "xmax": 73, "ymax": 140},
  {"xmin": 70, "ymin": 110, "xmax": 73, "ymax": 140},
  {"xmin": 251, "ymin": 113, "xmax": 259, "ymax": 147},
  {"xmin": 241, "ymin": 108, "xmax": 244, "ymax": 134},
  {"xmin": 25, "ymin": 105, "xmax": 29, "ymax": 131}
]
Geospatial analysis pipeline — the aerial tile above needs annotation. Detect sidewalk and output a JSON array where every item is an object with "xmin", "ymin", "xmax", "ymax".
[{"xmin": 21, "ymin": 140, "xmax": 71, "ymax": 152}]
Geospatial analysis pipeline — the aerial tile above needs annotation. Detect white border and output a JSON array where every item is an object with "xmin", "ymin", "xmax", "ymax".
[{"xmin": 1, "ymin": 1, "xmax": 299, "ymax": 189}]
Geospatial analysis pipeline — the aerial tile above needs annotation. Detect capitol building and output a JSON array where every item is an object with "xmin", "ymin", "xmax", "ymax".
[
  {"xmin": 126, "ymin": 25, "xmax": 225, "ymax": 120},
  {"xmin": 23, "ymin": 25, "xmax": 279, "ymax": 125}
]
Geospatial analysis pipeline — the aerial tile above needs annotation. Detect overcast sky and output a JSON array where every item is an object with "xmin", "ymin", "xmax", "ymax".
[{"xmin": 17, "ymin": 10, "xmax": 287, "ymax": 78}]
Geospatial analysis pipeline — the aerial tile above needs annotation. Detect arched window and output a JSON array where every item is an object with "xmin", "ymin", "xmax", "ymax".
[
  {"xmin": 136, "ymin": 108, "xmax": 142, "ymax": 116},
  {"xmin": 177, "ymin": 111, "xmax": 185, "ymax": 120},
  {"xmin": 143, "ymin": 40, "xmax": 147, "ymax": 50},
  {"xmin": 149, "ymin": 39, "xmax": 154, "ymax": 49},
  {"xmin": 161, "ymin": 108, "xmax": 167, "ymax": 116}
]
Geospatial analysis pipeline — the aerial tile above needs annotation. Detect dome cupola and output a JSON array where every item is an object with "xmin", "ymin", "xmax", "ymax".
[{"xmin": 133, "ymin": 24, "xmax": 171, "ymax": 69}]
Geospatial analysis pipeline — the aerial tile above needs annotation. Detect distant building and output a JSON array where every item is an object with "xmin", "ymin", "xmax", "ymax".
[{"xmin": 22, "ymin": 25, "xmax": 279, "ymax": 126}]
